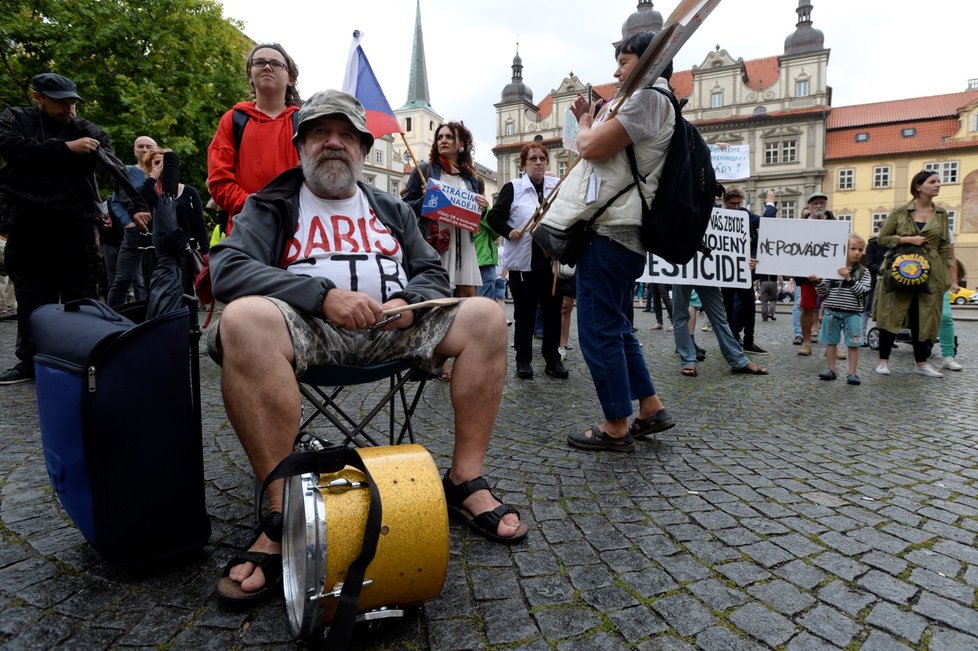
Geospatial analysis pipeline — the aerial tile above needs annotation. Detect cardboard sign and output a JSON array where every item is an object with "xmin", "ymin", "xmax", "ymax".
[
  {"xmin": 638, "ymin": 208, "xmax": 752, "ymax": 289},
  {"xmin": 420, "ymin": 178, "xmax": 482, "ymax": 233},
  {"xmin": 755, "ymin": 218, "xmax": 851, "ymax": 279},
  {"xmin": 709, "ymin": 144, "xmax": 751, "ymax": 181}
]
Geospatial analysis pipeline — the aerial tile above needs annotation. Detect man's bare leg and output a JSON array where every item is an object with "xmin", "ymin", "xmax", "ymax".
[
  {"xmin": 219, "ymin": 297, "xmax": 299, "ymax": 592},
  {"xmin": 435, "ymin": 297, "xmax": 522, "ymax": 539}
]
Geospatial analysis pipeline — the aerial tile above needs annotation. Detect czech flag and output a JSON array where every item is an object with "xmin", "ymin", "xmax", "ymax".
[{"xmin": 342, "ymin": 31, "xmax": 403, "ymax": 139}]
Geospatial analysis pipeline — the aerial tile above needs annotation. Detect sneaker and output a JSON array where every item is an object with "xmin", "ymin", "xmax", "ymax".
[
  {"xmin": 666, "ymin": 325, "xmax": 673, "ymax": 332},
  {"xmin": 695, "ymin": 345, "xmax": 706, "ymax": 362},
  {"xmin": 836, "ymin": 351, "xmax": 847, "ymax": 360},
  {"xmin": 847, "ymin": 374, "xmax": 861, "ymax": 385},
  {"xmin": 769, "ymin": 315, "xmax": 777, "ymax": 321},
  {"xmin": 912, "ymin": 364, "xmax": 944, "ymax": 378},
  {"xmin": 516, "ymin": 362, "xmax": 534, "ymax": 379},
  {"xmin": 818, "ymin": 370, "xmax": 837, "ymax": 381},
  {"xmin": 651, "ymin": 323, "xmax": 663, "ymax": 330},
  {"xmin": 874, "ymin": 363, "xmax": 891, "ymax": 375},
  {"xmin": 943, "ymin": 357, "xmax": 963, "ymax": 371},
  {"xmin": 701, "ymin": 323, "xmax": 712, "ymax": 332},
  {"xmin": 0, "ymin": 364, "xmax": 34, "ymax": 385},
  {"xmin": 793, "ymin": 336, "xmax": 803, "ymax": 345},
  {"xmin": 797, "ymin": 344, "xmax": 812, "ymax": 356},
  {"xmin": 742, "ymin": 343, "xmax": 769, "ymax": 355},
  {"xmin": 558, "ymin": 346, "xmax": 568, "ymax": 361}
]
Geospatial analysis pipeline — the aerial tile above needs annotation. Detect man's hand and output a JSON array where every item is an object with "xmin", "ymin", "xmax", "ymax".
[
  {"xmin": 323, "ymin": 289, "xmax": 384, "ymax": 330},
  {"xmin": 766, "ymin": 189, "xmax": 776, "ymax": 204},
  {"xmin": 380, "ymin": 298, "xmax": 414, "ymax": 330},
  {"xmin": 132, "ymin": 212, "xmax": 152, "ymax": 231},
  {"xmin": 65, "ymin": 137, "xmax": 100, "ymax": 155}
]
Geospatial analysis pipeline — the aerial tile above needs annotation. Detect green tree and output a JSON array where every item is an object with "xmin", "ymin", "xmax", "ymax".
[{"xmin": 0, "ymin": 0, "xmax": 253, "ymax": 200}]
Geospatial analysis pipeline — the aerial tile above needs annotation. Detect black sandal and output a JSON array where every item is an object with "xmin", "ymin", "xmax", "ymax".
[
  {"xmin": 216, "ymin": 512, "xmax": 284, "ymax": 606},
  {"xmin": 443, "ymin": 472, "xmax": 529, "ymax": 545},
  {"xmin": 629, "ymin": 409, "xmax": 676, "ymax": 440},
  {"xmin": 567, "ymin": 425, "xmax": 635, "ymax": 452}
]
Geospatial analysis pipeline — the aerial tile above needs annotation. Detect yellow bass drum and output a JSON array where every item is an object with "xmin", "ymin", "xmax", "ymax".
[{"xmin": 282, "ymin": 444, "xmax": 449, "ymax": 639}]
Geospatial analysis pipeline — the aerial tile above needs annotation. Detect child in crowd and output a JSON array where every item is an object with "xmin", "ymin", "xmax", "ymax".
[{"xmin": 811, "ymin": 233, "xmax": 871, "ymax": 385}]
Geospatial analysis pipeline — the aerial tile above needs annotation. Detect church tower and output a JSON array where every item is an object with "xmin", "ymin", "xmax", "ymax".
[{"xmin": 394, "ymin": 0, "xmax": 443, "ymax": 164}]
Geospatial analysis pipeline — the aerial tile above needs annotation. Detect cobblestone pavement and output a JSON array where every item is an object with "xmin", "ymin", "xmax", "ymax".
[{"xmin": 2, "ymin": 304, "xmax": 978, "ymax": 650}]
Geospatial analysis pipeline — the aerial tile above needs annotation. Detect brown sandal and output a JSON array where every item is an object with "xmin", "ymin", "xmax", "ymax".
[{"xmin": 681, "ymin": 366, "xmax": 698, "ymax": 377}]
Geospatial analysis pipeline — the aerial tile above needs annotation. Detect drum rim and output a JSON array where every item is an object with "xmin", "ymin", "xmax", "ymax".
[{"xmin": 283, "ymin": 472, "xmax": 326, "ymax": 638}]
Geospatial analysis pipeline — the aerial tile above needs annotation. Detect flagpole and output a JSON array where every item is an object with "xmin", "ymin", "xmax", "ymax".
[{"xmin": 401, "ymin": 134, "xmax": 427, "ymax": 187}]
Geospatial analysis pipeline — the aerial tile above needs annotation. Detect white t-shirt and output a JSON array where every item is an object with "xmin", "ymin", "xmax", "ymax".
[{"xmin": 282, "ymin": 185, "xmax": 409, "ymax": 302}]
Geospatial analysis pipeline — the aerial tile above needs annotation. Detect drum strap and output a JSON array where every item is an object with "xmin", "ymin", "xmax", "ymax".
[{"xmin": 261, "ymin": 444, "xmax": 383, "ymax": 649}]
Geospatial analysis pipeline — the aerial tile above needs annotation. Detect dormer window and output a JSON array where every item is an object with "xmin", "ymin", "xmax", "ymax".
[
  {"xmin": 855, "ymin": 133, "xmax": 869, "ymax": 143},
  {"xmin": 753, "ymin": 106, "xmax": 767, "ymax": 116},
  {"xmin": 711, "ymin": 91, "xmax": 723, "ymax": 108},
  {"xmin": 795, "ymin": 79, "xmax": 810, "ymax": 97},
  {"xmin": 901, "ymin": 128, "xmax": 916, "ymax": 138},
  {"xmin": 505, "ymin": 121, "xmax": 515, "ymax": 136}
]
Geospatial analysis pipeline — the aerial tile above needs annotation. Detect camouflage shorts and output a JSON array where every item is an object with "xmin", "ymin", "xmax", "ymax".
[{"xmin": 208, "ymin": 296, "xmax": 462, "ymax": 378}]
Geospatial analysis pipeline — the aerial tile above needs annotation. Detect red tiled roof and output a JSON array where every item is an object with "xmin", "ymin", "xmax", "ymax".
[
  {"xmin": 827, "ymin": 91, "xmax": 978, "ymax": 129},
  {"xmin": 825, "ymin": 117, "xmax": 978, "ymax": 160},
  {"xmin": 743, "ymin": 56, "xmax": 781, "ymax": 92},
  {"xmin": 537, "ymin": 95, "xmax": 553, "ymax": 120}
]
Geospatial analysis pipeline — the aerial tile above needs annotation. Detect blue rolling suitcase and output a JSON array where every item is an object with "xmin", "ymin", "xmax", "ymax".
[{"xmin": 30, "ymin": 298, "xmax": 210, "ymax": 565}]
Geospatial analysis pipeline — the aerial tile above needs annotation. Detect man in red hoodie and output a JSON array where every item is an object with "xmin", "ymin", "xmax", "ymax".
[{"xmin": 207, "ymin": 43, "xmax": 301, "ymax": 234}]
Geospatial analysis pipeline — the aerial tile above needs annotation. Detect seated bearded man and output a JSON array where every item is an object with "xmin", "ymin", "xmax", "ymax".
[{"xmin": 208, "ymin": 90, "xmax": 528, "ymax": 604}]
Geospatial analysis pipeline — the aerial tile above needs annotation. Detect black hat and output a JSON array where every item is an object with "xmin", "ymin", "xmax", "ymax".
[{"xmin": 31, "ymin": 73, "xmax": 83, "ymax": 101}]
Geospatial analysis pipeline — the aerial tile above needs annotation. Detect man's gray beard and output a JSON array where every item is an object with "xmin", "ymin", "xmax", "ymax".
[{"xmin": 301, "ymin": 151, "xmax": 362, "ymax": 198}]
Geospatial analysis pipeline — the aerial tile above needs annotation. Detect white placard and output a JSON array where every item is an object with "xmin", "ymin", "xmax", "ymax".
[
  {"xmin": 637, "ymin": 208, "xmax": 752, "ymax": 289},
  {"xmin": 755, "ymin": 218, "xmax": 851, "ymax": 279},
  {"xmin": 709, "ymin": 144, "xmax": 751, "ymax": 181}
]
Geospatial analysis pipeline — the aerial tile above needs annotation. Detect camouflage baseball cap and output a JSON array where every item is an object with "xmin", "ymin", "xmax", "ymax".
[{"xmin": 292, "ymin": 89, "xmax": 374, "ymax": 149}]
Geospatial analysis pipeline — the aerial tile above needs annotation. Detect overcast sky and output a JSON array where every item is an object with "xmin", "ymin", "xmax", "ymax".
[{"xmin": 217, "ymin": 0, "xmax": 976, "ymax": 168}]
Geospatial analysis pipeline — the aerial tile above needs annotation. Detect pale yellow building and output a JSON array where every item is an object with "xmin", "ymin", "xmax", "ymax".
[{"xmin": 824, "ymin": 89, "xmax": 978, "ymax": 286}]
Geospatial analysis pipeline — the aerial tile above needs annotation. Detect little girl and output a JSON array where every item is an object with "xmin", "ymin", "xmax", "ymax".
[{"xmin": 811, "ymin": 234, "xmax": 871, "ymax": 385}]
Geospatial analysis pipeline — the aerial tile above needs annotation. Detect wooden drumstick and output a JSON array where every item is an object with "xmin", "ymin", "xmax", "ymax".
[{"xmin": 381, "ymin": 297, "xmax": 463, "ymax": 316}]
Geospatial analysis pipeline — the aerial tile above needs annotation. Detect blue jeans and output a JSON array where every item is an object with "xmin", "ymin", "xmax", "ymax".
[
  {"xmin": 477, "ymin": 265, "xmax": 496, "ymax": 299},
  {"xmin": 107, "ymin": 227, "xmax": 146, "ymax": 307},
  {"xmin": 576, "ymin": 235, "xmax": 655, "ymax": 421},
  {"xmin": 672, "ymin": 284, "xmax": 749, "ymax": 369}
]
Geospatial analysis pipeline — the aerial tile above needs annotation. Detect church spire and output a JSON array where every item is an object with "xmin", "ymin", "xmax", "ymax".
[
  {"xmin": 402, "ymin": 0, "xmax": 431, "ymax": 109},
  {"xmin": 499, "ymin": 43, "xmax": 533, "ymax": 104}
]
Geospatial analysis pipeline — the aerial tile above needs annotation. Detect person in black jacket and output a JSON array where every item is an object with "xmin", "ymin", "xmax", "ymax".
[{"xmin": 0, "ymin": 73, "xmax": 148, "ymax": 384}]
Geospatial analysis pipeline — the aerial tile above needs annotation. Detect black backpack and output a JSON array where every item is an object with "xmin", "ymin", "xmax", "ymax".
[{"xmin": 626, "ymin": 86, "xmax": 721, "ymax": 265}]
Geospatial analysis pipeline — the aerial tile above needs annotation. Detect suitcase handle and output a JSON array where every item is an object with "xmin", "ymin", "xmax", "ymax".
[{"xmin": 63, "ymin": 298, "xmax": 128, "ymax": 324}]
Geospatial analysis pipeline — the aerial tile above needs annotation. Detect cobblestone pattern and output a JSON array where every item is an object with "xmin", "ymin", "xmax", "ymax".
[{"xmin": 2, "ymin": 308, "xmax": 978, "ymax": 649}]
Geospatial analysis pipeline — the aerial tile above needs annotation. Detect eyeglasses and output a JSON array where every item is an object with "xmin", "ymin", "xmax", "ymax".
[
  {"xmin": 526, "ymin": 156, "xmax": 548, "ymax": 163},
  {"xmin": 250, "ymin": 58, "xmax": 287, "ymax": 71}
]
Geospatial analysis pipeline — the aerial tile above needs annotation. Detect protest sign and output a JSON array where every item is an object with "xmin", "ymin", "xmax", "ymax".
[
  {"xmin": 755, "ymin": 218, "xmax": 850, "ymax": 279},
  {"xmin": 562, "ymin": 108, "xmax": 579, "ymax": 154},
  {"xmin": 638, "ymin": 208, "xmax": 752, "ymax": 288},
  {"xmin": 709, "ymin": 144, "xmax": 750, "ymax": 180},
  {"xmin": 420, "ymin": 178, "xmax": 482, "ymax": 233}
]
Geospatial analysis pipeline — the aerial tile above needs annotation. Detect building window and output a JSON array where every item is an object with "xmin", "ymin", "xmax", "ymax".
[
  {"xmin": 429, "ymin": 121, "xmax": 434, "ymax": 131},
  {"xmin": 557, "ymin": 161, "xmax": 567, "ymax": 177},
  {"xmin": 795, "ymin": 79, "xmax": 810, "ymax": 97},
  {"xmin": 364, "ymin": 174, "xmax": 376, "ymax": 187},
  {"xmin": 924, "ymin": 161, "xmax": 960, "ymax": 184},
  {"xmin": 375, "ymin": 150, "xmax": 384, "ymax": 164},
  {"xmin": 711, "ymin": 91, "xmax": 723, "ymax": 108},
  {"xmin": 855, "ymin": 133, "xmax": 869, "ymax": 142},
  {"xmin": 782, "ymin": 140, "xmax": 797, "ymax": 163},
  {"xmin": 901, "ymin": 128, "xmax": 916, "ymax": 138},
  {"xmin": 753, "ymin": 106, "xmax": 767, "ymax": 116},
  {"xmin": 873, "ymin": 166, "xmax": 891, "ymax": 188},
  {"xmin": 764, "ymin": 141, "xmax": 797, "ymax": 165},
  {"xmin": 947, "ymin": 210, "xmax": 957, "ymax": 235},
  {"xmin": 872, "ymin": 212, "xmax": 889, "ymax": 235},
  {"xmin": 405, "ymin": 117, "xmax": 412, "ymax": 132},
  {"xmin": 776, "ymin": 200, "xmax": 796, "ymax": 219},
  {"xmin": 505, "ymin": 121, "xmax": 515, "ymax": 136},
  {"xmin": 389, "ymin": 180, "xmax": 400, "ymax": 196},
  {"xmin": 837, "ymin": 168, "xmax": 854, "ymax": 190},
  {"xmin": 836, "ymin": 213, "xmax": 853, "ymax": 222}
]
